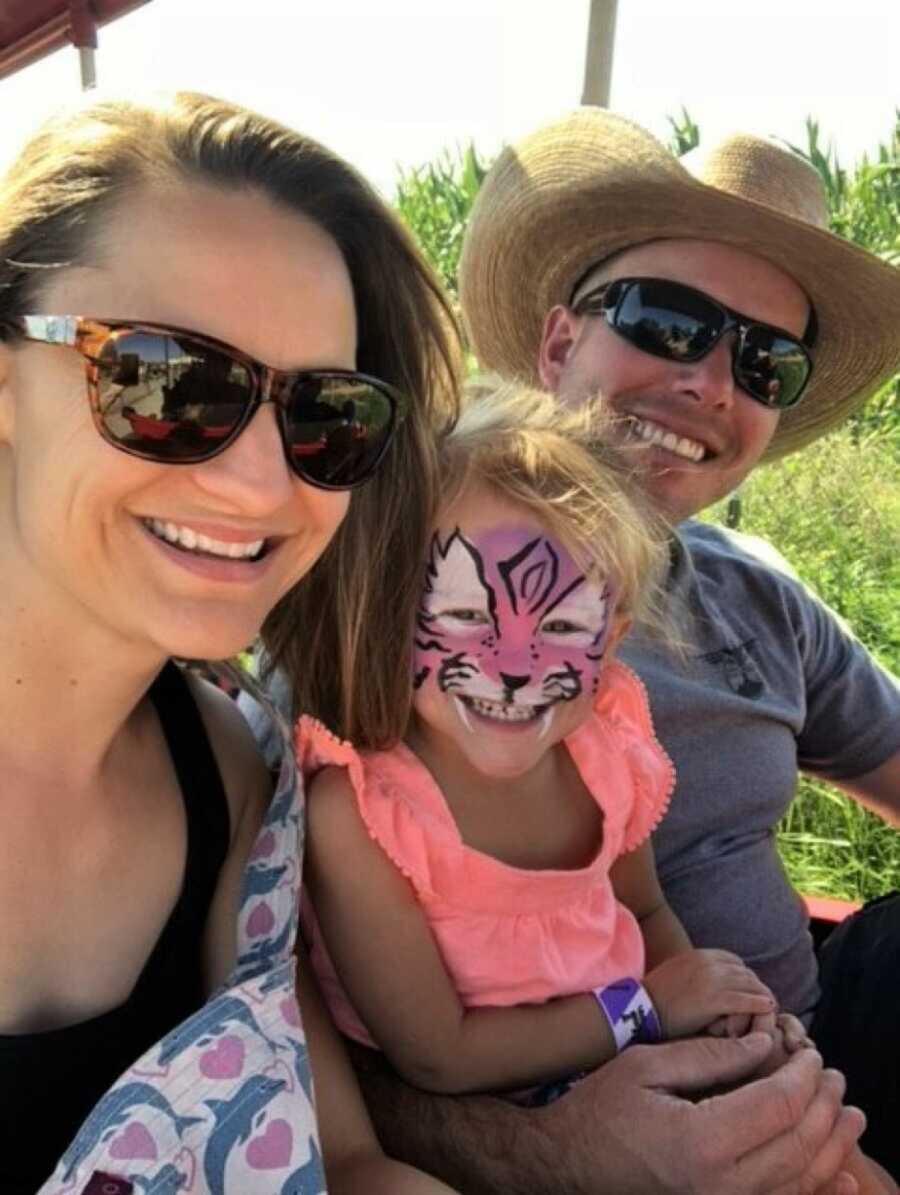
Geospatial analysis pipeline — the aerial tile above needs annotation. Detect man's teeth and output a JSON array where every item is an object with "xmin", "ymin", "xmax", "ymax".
[
  {"xmin": 145, "ymin": 518, "xmax": 264, "ymax": 560},
  {"xmin": 462, "ymin": 696, "xmax": 541, "ymax": 723},
  {"xmin": 631, "ymin": 417, "xmax": 705, "ymax": 462}
]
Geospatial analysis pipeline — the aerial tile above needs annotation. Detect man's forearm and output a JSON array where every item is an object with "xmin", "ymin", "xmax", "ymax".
[
  {"xmin": 349, "ymin": 1033, "xmax": 867, "ymax": 1195},
  {"xmin": 347, "ymin": 1040, "xmax": 576, "ymax": 1195}
]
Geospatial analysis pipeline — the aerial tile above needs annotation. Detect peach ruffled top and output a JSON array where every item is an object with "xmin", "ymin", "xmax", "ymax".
[{"xmin": 296, "ymin": 660, "xmax": 675, "ymax": 1049}]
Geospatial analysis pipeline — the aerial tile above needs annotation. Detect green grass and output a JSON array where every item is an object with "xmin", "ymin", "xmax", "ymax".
[{"xmin": 706, "ymin": 427, "xmax": 900, "ymax": 902}]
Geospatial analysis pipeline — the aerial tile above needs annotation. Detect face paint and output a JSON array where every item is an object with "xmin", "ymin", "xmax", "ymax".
[{"xmin": 413, "ymin": 523, "xmax": 614, "ymax": 735}]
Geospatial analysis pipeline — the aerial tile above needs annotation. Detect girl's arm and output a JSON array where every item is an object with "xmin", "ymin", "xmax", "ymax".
[
  {"xmin": 296, "ymin": 950, "xmax": 461, "ymax": 1194},
  {"xmin": 306, "ymin": 766, "xmax": 621, "ymax": 1093},
  {"xmin": 305, "ymin": 768, "xmax": 775, "ymax": 1094},
  {"xmin": 610, "ymin": 841, "xmax": 777, "ymax": 1039},
  {"xmin": 609, "ymin": 840, "xmax": 692, "ymax": 968}
]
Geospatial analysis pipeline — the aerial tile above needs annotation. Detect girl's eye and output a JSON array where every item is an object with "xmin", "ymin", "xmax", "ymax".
[
  {"xmin": 444, "ymin": 608, "xmax": 489, "ymax": 624},
  {"xmin": 541, "ymin": 619, "xmax": 582, "ymax": 634}
]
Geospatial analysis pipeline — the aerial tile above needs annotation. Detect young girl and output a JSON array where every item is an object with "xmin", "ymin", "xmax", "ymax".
[{"xmin": 297, "ymin": 381, "xmax": 782, "ymax": 1099}]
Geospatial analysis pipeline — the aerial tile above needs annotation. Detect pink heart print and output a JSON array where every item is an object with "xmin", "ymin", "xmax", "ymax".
[
  {"xmin": 246, "ymin": 901, "xmax": 275, "ymax": 937},
  {"xmin": 279, "ymin": 997, "xmax": 301, "ymax": 1028},
  {"xmin": 109, "ymin": 1123, "xmax": 158, "ymax": 1161},
  {"xmin": 199, "ymin": 1034, "xmax": 246, "ymax": 1080},
  {"xmin": 249, "ymin": 830, "xmax": 276, "ymax": 860},
  {"xmin": 246, "ymin": 1119, "xmax": 294, "ymax": 1169}
]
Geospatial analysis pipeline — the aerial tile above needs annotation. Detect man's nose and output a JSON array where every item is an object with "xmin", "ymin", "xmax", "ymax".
[{"xmin": 674, "ymin": 337, "xmax": 737, "ymax": 409}]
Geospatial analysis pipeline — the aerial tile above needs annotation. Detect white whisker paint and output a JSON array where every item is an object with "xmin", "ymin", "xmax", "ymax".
[{"xmin": 453, "ymin": 695, "xmax": 476, "ymax": 733}]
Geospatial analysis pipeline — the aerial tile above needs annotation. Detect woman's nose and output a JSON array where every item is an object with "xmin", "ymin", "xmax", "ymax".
[{"xmin": 191, "ymin": 404, "xmax": 295, "ymax": 513}]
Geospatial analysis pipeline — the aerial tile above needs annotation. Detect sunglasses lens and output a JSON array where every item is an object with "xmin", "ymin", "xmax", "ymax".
[
  {"xmin": 95, "ymin": 331, "xmax": 252, "ymax": 460},
  {"xmin": 615, "ymin": 280, "xmax": 722, "ymax": 361},
  {"xmin": 283, "ymin": 374, "xmax": 396, "ymax": 488},
  {"xmin": 736, "ymin": 326, "xmax": 811, "ymax": 409}
]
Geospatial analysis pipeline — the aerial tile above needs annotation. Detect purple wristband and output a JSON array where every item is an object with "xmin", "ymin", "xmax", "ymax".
[{"xmin": 593, "ymin": 978, "xmax": 663, "ymax": 1051}]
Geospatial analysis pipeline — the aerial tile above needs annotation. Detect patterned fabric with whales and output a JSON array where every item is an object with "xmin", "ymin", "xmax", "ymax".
[{"xmin": 37, "ymin": 668, "xmax": 324, "ymax": 1195}]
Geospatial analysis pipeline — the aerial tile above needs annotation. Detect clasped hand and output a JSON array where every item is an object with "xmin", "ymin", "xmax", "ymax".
[{"xmin": 644, "ymin": 947, "xmax": 777, "ymax": 1039}]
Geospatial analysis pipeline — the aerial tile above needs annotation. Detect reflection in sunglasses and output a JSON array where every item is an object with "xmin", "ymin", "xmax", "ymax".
[{"xmin": 21, "ymin": 315, "xmax": 404, "ymax": 489}]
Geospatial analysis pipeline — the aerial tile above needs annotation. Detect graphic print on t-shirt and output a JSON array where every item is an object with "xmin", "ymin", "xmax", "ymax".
[{"xmin": 698, "ymin": 639, "xmax": 764, "ymax": 699}]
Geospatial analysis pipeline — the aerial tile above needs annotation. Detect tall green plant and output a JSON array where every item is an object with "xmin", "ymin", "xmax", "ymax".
[
  {"xmin": 395, "ymin": 144, "xmax": 490, "ymax": 300},
  {"xmin": 667, "ymin": 107, "xmax": 700, "ymax": 157},
  {"xmin": 787, "ymin": 114, "xmax": 900, "ymax": 264}
]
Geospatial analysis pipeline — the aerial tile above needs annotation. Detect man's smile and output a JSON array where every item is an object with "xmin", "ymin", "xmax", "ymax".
[{"xmin": 628, "ymin": 415, "xmax": 707, "ymax": 463}]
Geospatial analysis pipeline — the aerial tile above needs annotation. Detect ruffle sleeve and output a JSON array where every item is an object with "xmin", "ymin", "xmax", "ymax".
[
  {"xmin": 295, "ymin": 716, "xmax": 445, "ymax": 899},
  {"xmin": 592, "ymin": 661, "xmax": 676, "ymax": 853}
]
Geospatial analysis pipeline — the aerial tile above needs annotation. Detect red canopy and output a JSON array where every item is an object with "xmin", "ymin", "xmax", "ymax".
[{"xmin": 0, "ymin": 0, "xmax": 150, "ymax": 81}]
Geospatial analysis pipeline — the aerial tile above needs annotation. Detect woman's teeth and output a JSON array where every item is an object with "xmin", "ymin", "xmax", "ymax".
[
  {"xmin": 145, "ymin": 518, "xmax": 265, "ymax": 560},
  {"xmin": 631, "ymin": 417, "xmax": 705, "ymax": 462}
]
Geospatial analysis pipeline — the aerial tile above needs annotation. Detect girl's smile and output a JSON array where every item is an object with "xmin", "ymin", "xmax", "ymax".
[{"xmin": 411, "ymin": 485, "xmax": 629, "ymax": 782}]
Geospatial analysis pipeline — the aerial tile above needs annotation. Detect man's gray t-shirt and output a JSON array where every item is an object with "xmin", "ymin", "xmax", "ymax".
[{"xmin": 620, "ymin": 520, "xmax": 900, "ymax": 1018}]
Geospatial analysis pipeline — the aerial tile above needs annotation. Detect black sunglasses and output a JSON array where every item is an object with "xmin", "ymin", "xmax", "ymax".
[
  {"xmin": 572, "ymin": 277, "xmax": 814, "ymax": 410},
  {"xmin": 18, "ymin": 316, "xmax": 406, "ymax": 490}
]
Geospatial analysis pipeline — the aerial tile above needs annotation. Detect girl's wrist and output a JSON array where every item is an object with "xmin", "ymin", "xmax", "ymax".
[{"xmin": 592, "ymin": 978, "xmax": 663, "ymax": 1051}]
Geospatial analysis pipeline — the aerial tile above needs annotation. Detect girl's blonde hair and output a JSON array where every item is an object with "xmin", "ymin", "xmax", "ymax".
[
  {"xmin": 0, "ymin": 90, "xmax": 461, "ymax": 744},
  {"xmin": 437, "ymin": 376, "xmax": 672, "ymax": 633},
  {"xmin": 333, "ymin": 376, "xmax": 674, "ymax": 749}
]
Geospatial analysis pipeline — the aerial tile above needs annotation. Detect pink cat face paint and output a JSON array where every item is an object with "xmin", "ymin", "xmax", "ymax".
[{"xmin": 411, "ymin": 488, "xmax": 621, "ymax": 778}]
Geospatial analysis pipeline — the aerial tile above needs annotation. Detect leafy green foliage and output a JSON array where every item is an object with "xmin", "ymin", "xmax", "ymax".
[
  {"xmin": 706, "ymin": 429, "xmax": 900, "ymax": 899},
  {"xmin": 785, "ymin": 114, "xmax": 900, "ymax": 447},
  {"xmin": 667, "ymin": 107, "xmax": 700, "ymax": 157},
  {"xmin": 786, "ymin": 114, "xmax": 900, "ymax": 264},
  {"xmin": 395, "ymin": 144, "xmax": 490, "ymax": 301}
]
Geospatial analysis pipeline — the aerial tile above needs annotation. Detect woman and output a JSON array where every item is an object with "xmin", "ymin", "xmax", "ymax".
[{"xmin": 0, "ymin": 91, "xmax": 459, "ymax": 1194}]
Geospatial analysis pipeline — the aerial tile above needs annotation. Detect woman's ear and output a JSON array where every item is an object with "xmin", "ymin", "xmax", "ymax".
[{"xmin": 0, "ymin": 343, "xmax": 16, "ymax": 445}]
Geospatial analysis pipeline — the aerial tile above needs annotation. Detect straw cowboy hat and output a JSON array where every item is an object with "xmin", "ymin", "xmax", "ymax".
[{"xmin": 458, "ymin": 108, "xmax": 900, "ymax": 459}]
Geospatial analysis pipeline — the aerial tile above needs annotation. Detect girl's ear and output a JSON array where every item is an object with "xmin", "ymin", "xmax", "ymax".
[{"xmin": 606, "ymin": 609, "xmax": 633, "ymax": 655}]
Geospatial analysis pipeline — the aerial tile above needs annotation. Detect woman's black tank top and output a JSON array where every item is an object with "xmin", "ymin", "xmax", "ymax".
[{"xmin": 0, "ymin": 663, "xmax": 231, "ymax": 1194}]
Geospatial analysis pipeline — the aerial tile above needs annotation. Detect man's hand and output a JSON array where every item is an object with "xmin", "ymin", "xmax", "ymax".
[
  {"xmin": 353, "ymin": 1031, "xmax": 865, "ymax": 1195},
  {"xmin": 584, "ymin": 1033, "xmax": 864, "ymax": 1195}
]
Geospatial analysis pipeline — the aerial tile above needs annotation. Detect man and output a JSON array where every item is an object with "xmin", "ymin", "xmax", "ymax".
[{"xmin": 349, "ymin": 110, "xmax": 900, "ymax": 1193}]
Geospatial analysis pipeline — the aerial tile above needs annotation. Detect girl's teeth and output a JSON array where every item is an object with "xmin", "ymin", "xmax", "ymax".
[
  {"xmin": 466, "ymin": 697, "xmax": 538, "ymax": 723},
  {"xmin": 146, "ymin": 518, "xmax": 264, "ymax": 560}
]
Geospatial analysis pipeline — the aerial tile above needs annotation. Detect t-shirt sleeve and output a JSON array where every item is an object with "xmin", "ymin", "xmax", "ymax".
[{"xmin": 789, "ymin": 581, "xmax": 900, "ymax": 779}]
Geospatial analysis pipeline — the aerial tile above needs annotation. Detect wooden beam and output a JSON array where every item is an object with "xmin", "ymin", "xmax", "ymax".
[{"xmin": 581, "ymin": 0, "xmax": 619, "ymax": 108}]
